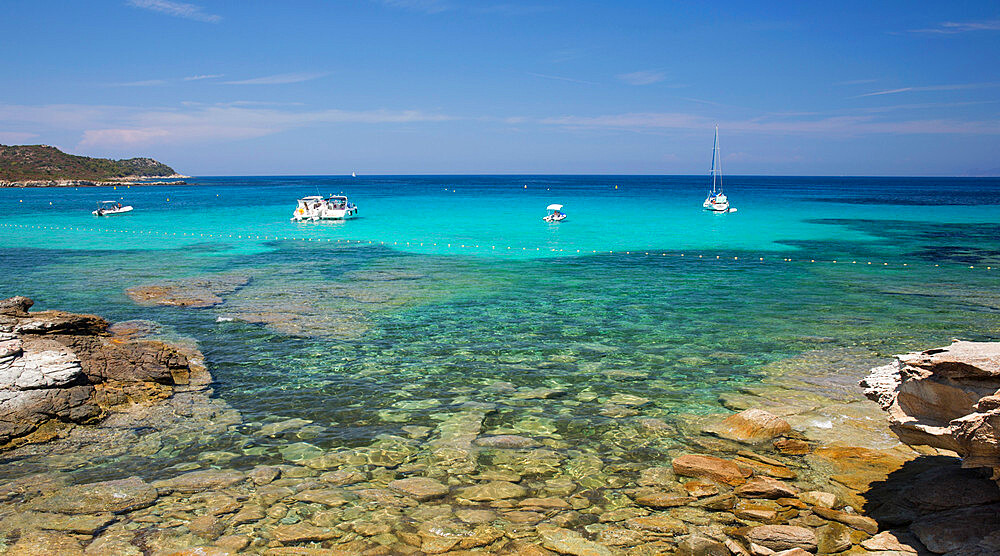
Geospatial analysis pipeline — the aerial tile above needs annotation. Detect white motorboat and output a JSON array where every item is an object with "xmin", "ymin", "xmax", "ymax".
[
  {"xmin": 543, "ymin": 203, "xmax": 567, "ymax": 222},
  {"xmin": 291, "ymin": 195, "xmax": 358, "ymax": 221},
  {"xmin": 92, "ymin": 200, "xmax": 133, "ymax": 216},
  {"xmin": 291, "ymin": 195, "xmax": 325, "ymax": 221},
  {"xmin": 702, "ymin": 126, "xmax": 737, "ymax": 213}
]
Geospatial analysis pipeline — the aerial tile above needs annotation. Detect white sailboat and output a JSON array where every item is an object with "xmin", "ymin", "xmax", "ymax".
[
  {"xmin": 351, "ymin": 171, "xmax": 357, "ymax": 178},
  {"xmin": 702, "ymin": 126, "xmax": 737, "ymax": 213}
]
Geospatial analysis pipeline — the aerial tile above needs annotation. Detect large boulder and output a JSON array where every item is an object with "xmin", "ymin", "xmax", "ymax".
[
  {"xmin": 704, "ymin": 408, "xmax": 792, "ymax": 443},
  {"xmin": 672, "ymin": 454, "xmax": 753, "ymax": 486}
]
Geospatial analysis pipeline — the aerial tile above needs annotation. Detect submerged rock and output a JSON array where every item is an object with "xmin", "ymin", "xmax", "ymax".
[
  {"xmin": 704, "ymin": 409, "xmax": 791, "ymax": 444},
  {"xmin": 125, "ymin": 273, "xmax": 250, "ymax": 308},
  {"xmin": 29, "ymin": 476, "xmax": 157, "ymax": 515},
  {"xmin": 672, "ymin": 454, "xmax": 753, "ymax": 486}
]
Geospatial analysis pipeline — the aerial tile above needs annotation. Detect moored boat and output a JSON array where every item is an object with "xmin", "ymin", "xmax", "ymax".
[
  {"xmin": 703, "ymin": 126, "xmax": 737, "ymax": 213},
  {"xmin": 543, "ymin": 204, "xmax": 567, "ymax": 222},
  {"xmin": 92, "ymin": 200, "xmax": 133, "ymax": 216},
  {"xmin": 291, "ymin": 195, "xmax": 358, "ymax": 221}
]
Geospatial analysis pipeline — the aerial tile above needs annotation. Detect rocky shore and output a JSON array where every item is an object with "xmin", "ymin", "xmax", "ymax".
[
  {"xmin": 2, "ymin": 296, "xmax": 998, "ymax": 555},
  {"xmin": 0, "ymin": 176, "xmax": 189, "ymax": 187}
]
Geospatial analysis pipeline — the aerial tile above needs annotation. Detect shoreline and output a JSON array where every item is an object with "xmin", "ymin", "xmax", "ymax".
[{"xmin": 0, "ymin": 174, "xmax": 191, "ymax": 188}]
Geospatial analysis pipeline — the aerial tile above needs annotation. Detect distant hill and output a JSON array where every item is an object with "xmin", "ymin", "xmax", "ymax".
[{"xmin": 0, "ymin": 144, "xmax": 178, "ymax": 181}]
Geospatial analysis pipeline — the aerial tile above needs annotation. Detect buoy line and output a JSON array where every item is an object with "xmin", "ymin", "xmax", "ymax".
[{"xmin": 0, "ymin": 222, "xmax": 994, "ymax": 271}]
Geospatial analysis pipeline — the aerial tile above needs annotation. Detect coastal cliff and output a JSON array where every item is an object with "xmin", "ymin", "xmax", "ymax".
[
  {"xmin": 0, "ymin": 144, "xmax": 182, "ymax": 185},
  {"xmin": 0, "ymin": 296, "xmax": 210, "ymax": 449}
]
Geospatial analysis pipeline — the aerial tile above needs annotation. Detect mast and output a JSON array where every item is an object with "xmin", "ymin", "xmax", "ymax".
[
  {"xmin": 710, "ymin": 125, "xmax": 719, "ymax": 195},
  {"xmin": 716, "ymin": 126, "xmax": 723, "ymax": 194}
]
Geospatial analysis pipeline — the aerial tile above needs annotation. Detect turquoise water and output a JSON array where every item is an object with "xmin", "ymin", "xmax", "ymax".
[{"xmin": 2, "ymin": 175, "xmax": 1000, "ymax": 474}]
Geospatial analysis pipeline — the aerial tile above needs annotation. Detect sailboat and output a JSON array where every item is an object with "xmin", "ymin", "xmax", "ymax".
[
  {"xmin": 351, "ymin": 171, "xmax": 357, "ymax": 178},
  {"xmin": 702, "ymin": 126, "xmax": 737, "ymax": 213}
]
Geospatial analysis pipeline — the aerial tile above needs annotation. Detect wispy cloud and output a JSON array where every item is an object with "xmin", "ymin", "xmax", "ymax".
[
  {"xmin": 183, "ymin": 74, "xmax": 224, "ymax": 81},
  {"xmin": 0, "ymin": 102, "xmax": 454, "ymax": 149},
  {"xmin": 0, "ymin": 131, "xmax": 38, "ymax": 143},
  {"xmin": 909, "ymin": 20, "xmax": 1000, "ymax": 34},
  {"xmin": 527, "ymin": 72, "xmax": 598, "ymax": 85},
  {"xmin": 617, "ymin": 71, "xmax": 666, "ymax": 86},
  {"xmin": 126, "ymin": 0, "xmax": 221, "ymax": 23},
  {"xmin": 540, "ymin": 111, "xmax": 1000, "ymax": 136},
  {"xmin": 852, "ymin": 82, "xmax": 1000, "ymax": 98},
  {"xmin": 224, "ymin": 72, "xmax": 330, "ymax": 85}
]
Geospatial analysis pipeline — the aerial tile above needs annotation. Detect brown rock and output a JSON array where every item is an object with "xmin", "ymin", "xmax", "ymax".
[
  {"xmin": 706, "ymin": 409, "xmax": 792, "ymax": 443},
  {"xmin": 675, "ymin": 534, "xmax": 730, "ymax": 556},
  {"xmin": 811, "ymin": 506, "xmax": 878, "ymax": 534},
  {"xmin": 537, "ymin": 524, "xmax": 614, "ymax": 556},
  {"xmin": 458, "ymin": 480, "xmax": 527, "ymax": 501},
  {"xmin": 9, "ymin": 530, "xmax": 85, "ymax": 556},
  {"xmin": 684, "ymin": 480, "xmax": 720, "ymax": 497},
  {"xmin": 909, "ymin": 503, "xmax": 1000, "ymax": 553},
  {"xmin": 773, "ymin": 438, "xmax": 811, "ymax": 455},
  {"xmin": 291, "ymin": 488, "xmax": 354, "ymax": 507},
  {"xmin": 518, "ymin": 497, "xmax": 572, "ymax": 509},
  {"xmin": 271, "ymin": 523, "xmax": 340, "ymax": 543},
  {"xmin": 187, "ymin": 515, "xmax": 224, "ymax": 540},
  {"xmin": 816, "ymin": 522, "xmax": 851, "ymax": 554},
  {"xmin": 734, "ymin": 503, "xmax": 778, "ymax": 522},
  {"xmin": 29, "ymin": 476, "xmax": 157, "ymax": 515},
  {"xmin": 694, "ymin": 492, "xmax": 737, "ymax": 510},
  {"xmin": 153, "ymin": 469, "xmax": 245, "ymax": 493},
  {"xmin": 860, "ymin": 530, "xmax": 918, "ymax": 553},
  {"xmin": 626, "ymin": 515, "xmax": 687, "ymax": 534},
  {"xmin": 745, "ymin": 525, "xmax": 817, "ymax": 552},
  {"xmin": 673, "ymin": 454, "xmax": 752, "ymax": 486},
  {"xmin": 735, "ymin": 477, "xmax": 799, "ymax": 499},
  {"xmin": 797, "ymin": 491, "xmax": 836, "ymax": 509},
  {"xmin": 475, "ymin": 434, "xmax": 540, "ymax": 448},
  {"xmin": 248, "ymin": 465, "xmax": 281, "ymax": 486},
  {"xmin": 634, "ymin": 491, "xmax": 694, "ymax": 508},
  {"xmin": 388, "ymin": 477, "xmax": 449, "ymax": 501}
]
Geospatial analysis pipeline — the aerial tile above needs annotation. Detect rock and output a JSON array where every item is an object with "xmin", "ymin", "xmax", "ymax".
[
  {"xmin": 291, "ymin": 488, "xmax": 354, "ymax": 506},
  {"xmin": 537, "ymin": 525, "xmax": 613, "ymax": 556},
  {"xmin": 35, "ymin": 511, "xmax": 116, "ymax": 534},
  {"xmin": 153, "ymin": 470, "xmax": 245, "ymax": 493},
  {"xmin": 270, "ymin": 523, "xmax": 340, "ymax": 543},
  {"xmin": 734, "ymin": 503, "xmax": 778, "ymax": 522},
  {"xmin": 458, "ymin": 480, "xmax": 527, "ymax": 501},
  {"xmin": 694, "ymin": 492, "xmax": 737, "ymax": 510},
  {"xmin": 811, "ymin": 506, "xmax": 878, "ymax": 534},
  {"xmin": 675, "ymin": 534, "xmax": 730, "ymax": 556},
  {"xmin": 519, "ymin": 497, "xmax": 572, "ymax": 509},
  {"xmin": 125, "ymin": 273, "xmax": 249, "ymax": 308},
  {"xmin": 735, "ymin": 477, "xmax": 798, "ymax": 499},
  {"xmin": 900, "ymin": 465, "xmax": 1000, "ymax": 511},
  {"xmin": 388, "ymin": 477, "xmax": 449, "ymax": 501},
  {"xmin": 908, "ymin": 502, "xmax": 1000, "ymax": 553},
  {"xmin": 625, "ymin": 515, "xmax": 687, "ymax": 534},
  {"xmin": 684, "ymin": 480, "xmax": 720, "ymax": 497},
  {"xmin": 319, "ymin": 469, "xmax": 364, "ymax": 486},
  {"xmin": 187, "ymin": 515, "xmax": 225, "ymax": 539},
  {"xmin": 745, "ymin": 525, "xmax": 817, "ymax": 553},
  {"xmin": 634, "ymin": 491, "xmax": 694, "ymax": 508},
  {"xmin": 29, "ymin": 476, "xmax": 157, "ymax": 514},
  {"xmin": 797, "ymin": 491, "xmax": 837, "ymax": 509},
  {"xmin": 816, "ymin": 523, "xmax": 851, "ymax": 554},
  {"xmin": 773, "ymin": 438, "xmax": 811, "ymax": 455},
  {"xmin": 475, "ymin": 434, "xmax": 540, "ymax": 448},
  {"xmin": 9, "ymin": 530, "xmax": 85, "ymax": 556},
  {"xmin": 861, "ymin": 341, "xmax": 1000, "ymax": 485},
  {"xmin": 248, "ymin": 465, "xmax": 281, "ymax": 486},
  {"xmin": 673, "ymin": 454, "xmax": 753, "ymax": 486},
  {"xmin": 860, "ymin": 531, "xmax": 918, "ymax": 553},
  {"xmin": 705, "ymin": 409, "xmax": 792, "ymax": 443},
  {"xmin": 0, "ymin": 296, "xmax": 33, "ymax": 316},
  {"xmin": 638, "ymin": 466, "xmax": 676, "ymax": 487}
]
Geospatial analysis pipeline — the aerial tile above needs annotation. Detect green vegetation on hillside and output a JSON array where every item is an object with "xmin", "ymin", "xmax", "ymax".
[{"xmin": 0, "ymin": 144, "xmax": 177, "ymax": 181}]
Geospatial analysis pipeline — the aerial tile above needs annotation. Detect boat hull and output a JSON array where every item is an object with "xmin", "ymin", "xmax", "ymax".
[{"xmin": 92, "ymin": 206, "xmax": 133, "ymax": 216}]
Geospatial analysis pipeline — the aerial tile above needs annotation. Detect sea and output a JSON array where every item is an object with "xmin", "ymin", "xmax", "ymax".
[{"xmin": 1, "ymin": 175, "xmax": 999, "ymax": 476}]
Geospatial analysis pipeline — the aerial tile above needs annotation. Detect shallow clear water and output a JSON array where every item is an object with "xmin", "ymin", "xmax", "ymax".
[{"xmin": 2, "ymin": 175, "xmax": 1000, "ymax": 476}]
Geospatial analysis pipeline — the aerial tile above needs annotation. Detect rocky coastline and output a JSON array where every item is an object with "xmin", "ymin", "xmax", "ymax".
[
  {"xmin": 1, "ymin": 295, "xmax": 998, "ymax": 554},
  {"xmin": 0, "ymin": 175, "xmax": 189, "ymax": 188}
]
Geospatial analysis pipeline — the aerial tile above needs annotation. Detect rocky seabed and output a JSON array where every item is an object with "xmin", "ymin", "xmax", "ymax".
[{"xmin": 0, "ymin": 296, "xmax": 998, "ymax": 555}]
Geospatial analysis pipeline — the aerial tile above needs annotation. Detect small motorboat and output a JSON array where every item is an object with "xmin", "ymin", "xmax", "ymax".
[
  {"xmin": 543, "ymin": 204, "xmax": 567, "ymax": 222},
  {"xmin": 291, "ymin": 195, "xmax": 325, "ymax": 221},
  {"xmin": 92, "ymin": 200, "xmax": 133, "ymax": 216}
]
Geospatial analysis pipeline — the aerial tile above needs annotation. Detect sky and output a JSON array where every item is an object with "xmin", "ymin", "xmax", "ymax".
[{"xmin": 1, "ymin": 1, "xmax": 999, "ymax": 176}]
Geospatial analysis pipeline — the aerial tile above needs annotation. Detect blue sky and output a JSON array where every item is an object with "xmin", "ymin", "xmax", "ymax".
[{"xmin": 1, "ymin": 1, "xmax": 998, "ymax": 175}]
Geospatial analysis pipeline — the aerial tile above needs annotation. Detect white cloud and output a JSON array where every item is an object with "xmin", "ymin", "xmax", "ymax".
[
  {"xmin": 183, "ymin": 74, "xmax": 224, "ymax": 81},
  {"xmin": 126, "ymin": 0, "xmax": 221, "ymax": 23},
  {"xmin": 909, "ymin": 20, "xmax": 1000, "ymax": 34},
  {"xmin": 224, "ymin": 72, "xmax": 330, "ymax": 85},
  {"xmin": 852, "ymin": 82, "xmax": 1000, "ymax": 98},
  {"xmin": 616, "ymin": 71, "xmax": 666, "ymax": 86}
]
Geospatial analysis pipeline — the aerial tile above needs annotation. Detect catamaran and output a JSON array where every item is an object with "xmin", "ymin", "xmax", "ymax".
[
  {"xmin": 702, "ymin": 126, "xmax": 737, "ymax": 213},
  {"xmin": 92, "ymin": 200, "xmax": 133, "ymax": 216}
]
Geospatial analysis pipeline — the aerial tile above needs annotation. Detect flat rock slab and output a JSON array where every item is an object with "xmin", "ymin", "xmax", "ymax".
[
  {"xmin": 153, "ymin": 469, "xmax": 245, "ymax": 493},
  {"xmin": 734, "ymin": 477, "xmax": 799, "ymax": 499},
  {"xmin": 291, "ymin": 488, "xmax": 355, "ymax": 507},
  {"xmin": 672, "ymin": 454, "xmax": 752, "ymax": 486},
  {"xmin": 746, "ymin": 525, "xmax": 818, "ymax": 553},
  {"xmin": 538, "ymin": 525, "xmax": 614, "ymax": 556},
  {"xmin": 270, "ymin": 523, "xmax": 340, "ymax": 543},
  {"xmin": 706, "ymin": 408, "xmax": 791, "ymax": 443},
  {"xmin": 458, "ymin": 480, "xmax": 528, "ymax": 501},
  {"xmin": 389, "ymin": 477, "xmax": 449, "ymax": 501},
  {"xmin": 29, "ymin": 476, "xmax": 157, "ymax": 515}
]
